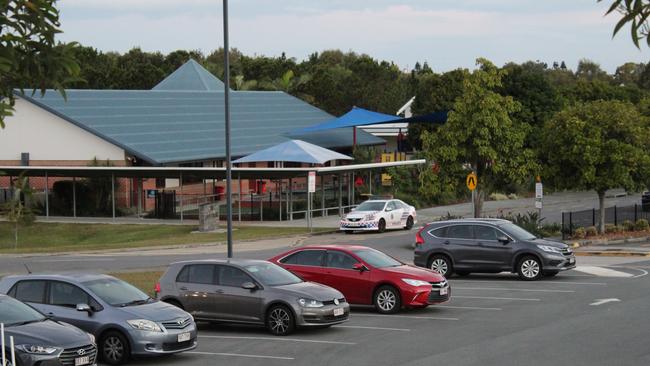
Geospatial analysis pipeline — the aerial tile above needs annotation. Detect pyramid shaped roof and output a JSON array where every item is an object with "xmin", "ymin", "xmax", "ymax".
[
  {"xmin": 233, "ymin": 139, "xmax": 352, "ymax": 164},
  {"xmin": 153, "ymin": 59, "xmax": 226, "ymax": 91}
]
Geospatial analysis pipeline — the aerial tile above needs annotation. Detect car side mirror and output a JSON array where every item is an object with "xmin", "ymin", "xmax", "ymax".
[
  {"xmin": 497, "ymin": 236, "xmax": 511, "ymax": 244},
  {"xmin": 76, "ymin": 303, "xmax": 92, "ymax": 315},
  {"xmin": 241, "ymin": 282, "xmax": 257, "ymax": 291},
  {"xmin": 352, "ymin": 263, "xmax": 368, "ymax": 272}
]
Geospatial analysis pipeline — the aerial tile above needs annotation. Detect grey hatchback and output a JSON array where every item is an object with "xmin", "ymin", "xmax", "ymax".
[
  {"xmin": 0, "ymin": 274, "xmax": 197, "ymax": 365},
  {"xmin": 157, "ymin": 259, "xmax": 350, "ymax": 336},
  {"xmin": 414, "ymin": 219, "xmax": 576, "ymax": 280}
]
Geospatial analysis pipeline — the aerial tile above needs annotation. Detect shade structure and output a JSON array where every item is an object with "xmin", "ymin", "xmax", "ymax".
[{"xmin": 233, "ymin": 139, "xmax": 353, "ymax": 165}]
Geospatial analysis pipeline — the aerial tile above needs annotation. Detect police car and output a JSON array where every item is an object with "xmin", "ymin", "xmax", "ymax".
[{"xmin": 340, "ymin": 199, "xmax": 417, "ymax": 233}]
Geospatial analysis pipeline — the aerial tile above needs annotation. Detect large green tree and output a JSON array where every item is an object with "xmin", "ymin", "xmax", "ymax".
[
  {"xmin": 541, "ymin": 100, "xmax": 650, "ymax": 233},
  {"xmin": 420, "ymin": 58, "xmax": 536, "ymax": 217},
  {"xmin": 1, "ymin": 0, "xmax": 80, "ymax": 127},
  {"xmin": 599, "ymin": 0, "xmax": 650, "ymax": 47}
]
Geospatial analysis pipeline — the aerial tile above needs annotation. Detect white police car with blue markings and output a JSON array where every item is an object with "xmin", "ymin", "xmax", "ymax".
[{"xmin": 340, "ymin": 199, "xmax": 417, "ymax": 233}]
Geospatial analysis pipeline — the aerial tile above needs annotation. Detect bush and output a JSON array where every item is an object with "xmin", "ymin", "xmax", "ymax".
[
  {"xmin": 573, "ymin": 227, "xmax": 586, "ymax": 239},
  {"xmin": 634, "ymin": 219, "xmax": 649, "ymax": 231},
  {"xmin": 507, "ymin": 193, "xmax": 519, "ymax": 200},
  {"xmin": 585, "ymin": 226, "xmax": 598, "ymax": 237},
  {"xmin": 616, "ymin": 225, "xmax": 625, "ymax": 233},
  {"xmin": 489, "ymin": 193, "xmax": 509, "ymax": 201},
  {"xmin": 539, "ymin": 223, "xmax": 561, "ymax": 238},
  {"xmin": 438, "ymin": 212, "xmax": 463, "ymax": 221},
  {"xmin": 604, "ymin": 224, "xmax": 617, "ymax": 233},
  {"xmin": 622, "ymin": 220, "xmax": 635, "ymax": 231}
]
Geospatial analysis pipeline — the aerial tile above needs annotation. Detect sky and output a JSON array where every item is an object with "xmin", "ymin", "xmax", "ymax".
[{"xmin": 57, "ymin": 0, "xmax": 649, "ymax": 73}]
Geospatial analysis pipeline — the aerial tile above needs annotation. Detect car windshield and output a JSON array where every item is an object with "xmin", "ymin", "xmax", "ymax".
[
  {"xmin": 500, "ymin": 223, "xmax": 537, "ymax": 240},
  {"xmin": 0, "ymin": 296, "xmax": 46, "ymax": 326},
  {"xmin": 352, "ymin": 249, "xmax": 402, "ymax": 268},
  {"xmin": 82, "ymin": 278, "xmax": 152, "ymax": 307},
  {"xmin": 355, "ymin": 201, "xmax": 386, "ymax": 212},
  {"xmin": 244, "ymin": 263, "xmax": 303, "ymax": 286}
]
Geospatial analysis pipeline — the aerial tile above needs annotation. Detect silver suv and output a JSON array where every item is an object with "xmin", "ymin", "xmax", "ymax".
[{"xmin": 0, "ymin": 274, "xmax": 197, "ymax": 365}]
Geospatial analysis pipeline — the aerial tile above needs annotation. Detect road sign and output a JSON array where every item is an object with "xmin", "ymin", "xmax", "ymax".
[
  {"xmin": 466, "ymin": 172, "xmax": 477, "ymax": 191},
  {"xmin": 535, "ymin": 182, "xmax": 543, "ymax": 209},
  {"xmin": 308, "ymin": 171, "xmax": 316, "ymax": 193}
]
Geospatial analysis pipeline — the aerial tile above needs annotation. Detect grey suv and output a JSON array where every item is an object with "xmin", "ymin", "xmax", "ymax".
[
  {"xmin": 157, "ymin": 259, "xmax": 350, "ymax": 336},
  {"xmin": 413, "ymin": 219, "xmax": 576, "ymax": 280},
  {"xmin": 0, "ymin": 274, "xmax": 197, "ymax": 365}
]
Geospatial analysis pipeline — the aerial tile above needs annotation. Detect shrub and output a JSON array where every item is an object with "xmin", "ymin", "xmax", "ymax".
[
  {"xmin": 507, "ymin": 193, "xmax": 519, "ymax": 200},
  {"xmin": 622, "ymin": 220, "xmax": 635, "ymax": 231},
  {"xmin": 616, "ymin": 225, "xmax": 625, "ymax": 233},
  {"xmin": 573, "ymin": 227, "xmax": 586, "ymax": 239},
  {"xmin": 539, "ymin": 223, "xmax": 562, "ymax": 238},
  {"xmin": 438, "ymin": 212, "xmax": 463, "ymax": 221},
  {"xmin": 585, "ymin": 226, "xmax": 598, "ymax": 237},
  {"xmin": 604, "ymin": 224, "xmax": 617, "ymax": 233},
  {"xmin": 634, "ymin": 219, "xmax": 649, "ymax": 231},
  {"xmin": 489, "ymin": 193, "xmax": 509, "ymax": 201}
]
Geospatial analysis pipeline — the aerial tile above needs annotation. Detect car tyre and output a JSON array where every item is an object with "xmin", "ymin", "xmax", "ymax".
[
  {"xmin": 266, "ymin": 305, "xmax": 295, "ymax": 336},
  {"xmin": 429, "ymin": 255, "xmax": 453, "ymax": 278},
  {"xmin": 101, "ymin": 331, "xmax": 130, "ymax": 365},
  {"xmin": 378, "ymin": 219, "xmax": 386, "ymax": 233},
  {"xmin": 404, "ymin": 216, "xmax": 414, "ymax": 230},
  {"xmin": 374, "ymin": 285, "xmax": 401, "ymax": 314},
  {"xmin": 517, "ymin": 256, "xmax": 543, "ymax": 281}
]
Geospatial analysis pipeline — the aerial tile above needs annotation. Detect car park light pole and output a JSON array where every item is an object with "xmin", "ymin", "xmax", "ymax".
[{"xmin": 223, "ymin": 0, "xmax": 233, "ymax": 258}]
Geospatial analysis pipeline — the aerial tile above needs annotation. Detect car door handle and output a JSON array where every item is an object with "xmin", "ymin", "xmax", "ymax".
[
  {"xmin": 443, "ymin": 240, "xmax": 450, "ymax": 245},
  {"xmin": 179, "ymin": 286, "xmax": 188, "ymax": 291}
]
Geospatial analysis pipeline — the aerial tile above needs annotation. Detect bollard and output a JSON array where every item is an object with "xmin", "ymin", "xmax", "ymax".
[{"xmin": 1, "ymin": 323, "xmax": 5, "ymax": 366}]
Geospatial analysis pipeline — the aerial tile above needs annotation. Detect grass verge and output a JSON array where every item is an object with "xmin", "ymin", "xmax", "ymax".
[{"xmin": 109, "ymin": 271, "xmax": 164, "ymax": 297}]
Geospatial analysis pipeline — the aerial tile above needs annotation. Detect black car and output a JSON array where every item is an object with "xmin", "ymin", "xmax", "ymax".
[
  {"xmin": 0, "ymin": 294, "xmax": 97, "ymax": 366},
  {"xmin": 413, "ymin": 219, "xmax": 576, "ymax": 280}
]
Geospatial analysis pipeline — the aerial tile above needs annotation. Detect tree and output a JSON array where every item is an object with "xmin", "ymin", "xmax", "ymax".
[
  {"xmin": 1, "ymin": 0, "xmax": 81, "ymax": 127},
  {"xmin": 599, "ymin": 0, "xmax": 650, "ymax": 47},
  {"xmin": 1, "ymin": 174, "xmax": 36, "ymax": 249},
  {"xmin": 420, "ymin": 58, "xmax": 536, "ymax": 217},
  {"xmin": 614, "ymin": 62, "xmax": 645, "ymax": 86},
  {"xmin": 575, "ymin": 59, "xmax": 610, "ymax": 82},
  {"xmin": 541, "ymin": 100, "xmax": 650, "ymax": 233}
]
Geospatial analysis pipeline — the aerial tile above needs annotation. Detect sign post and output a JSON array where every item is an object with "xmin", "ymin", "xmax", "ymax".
[
  {"xmin": 535, "ymin": 176, "xmax": 543, "ymax": 222},
  {"xmin": 466, "ymin": 172, "xmax": 478, "ymax": 217},
  {"xmin": 308, "ymin": 172, "xmax": 316, "ymax": 232}
]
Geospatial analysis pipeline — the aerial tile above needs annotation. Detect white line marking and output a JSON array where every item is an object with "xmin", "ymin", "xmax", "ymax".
[
  {"xmin": 453, "ymin": 295, "xmax": 540, "ymax": 301},
  {"xmin": 608, "ymin": 266, "xmax": 649, "ymax": 278},
  {"xmin": 451, "ymin": 280, "xmax": 605, "ymax": 285},
  {"xmin": 352, "ymin": 313, "xmax": 458, "ymax": 321},
  {"xmin": 453, "ymin": 287, "xmax": 574, "ymax": 293},
  {"xmin": 33, "ymin": 258, "xmax": 115, "ymax": 262},
  {"xmin": 590, "ymin": 298, "xmax": 621, "ymax": 306},
  {"xmin": 198, "ymin": 335, "xmax": 355, "ymax": 345},
  {"xmin": 574, "ymin": 266, "xmax": 633, "ymax": 278},
  {"xmin": 335, "ymin": 325, "xmax": 411, "ymax": 332},
  {"xmin": 187, "ymin": 351, "xmax": 294, "ymax": 360},
  {"xmin": 436, "ymin": 305, "xmax": 502, "ymax": 311}
]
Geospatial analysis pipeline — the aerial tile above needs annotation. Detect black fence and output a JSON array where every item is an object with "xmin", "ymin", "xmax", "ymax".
[{"xmin": 561, "ymin": 203, "xmax": 650, "ymax": 239}]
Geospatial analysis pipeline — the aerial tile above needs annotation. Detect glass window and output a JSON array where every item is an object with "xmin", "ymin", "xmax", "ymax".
[
  {"xmin": 474, "ymin": 225, "xmax": 499, "ymax": 241},
  {"xmin": 244, "ymin": 263, "xmax": 302, "ymax": 286},
  {"xmin": 446, "ymin": 225, "xmax": 473, "ymax": 239},
  {"xmin": 430, "ymin": 226, "xmax": 447, "ymax": 238},
  {"xmin": 0, "ymin": 296, "xmax": 46, "ymax": 326},
  {"xmin": 13, "ymin": 281, "xmax": 46, "ymax": 304},
  {"xmin": 218, "ymin": 266, "xmax": 254, "ymax": 287},
  {"xmin": 280, "ymin": 250, "xmax": 325, "ymax": 266},
  {"xmin": 500, "ymin": 223, "xmax": 536, "ymax": 240},
  {"xmin": 49, "ymin": 282, "xmax": 89, "ymax": 308},
  {"xmin": 326, "ymin": 251, "xmax": 359, "ymax": 269},
  {"xmin": 352, "ymin": 249, "xmax": 401, "ymax": 268},
  {"xmin": 178, "ymin": 265, "xmax": 216, "ymax": 285},
  {"xmin": 355, "ymin": 201, "xmax": 386, "ymax": 212},
  {"xmin": 83, "ymin": 278, "xmax": 151, "ymax": 307},
  {"xmin": 386, "ymin": 202, "xmax": 398, "ymax": 211}
]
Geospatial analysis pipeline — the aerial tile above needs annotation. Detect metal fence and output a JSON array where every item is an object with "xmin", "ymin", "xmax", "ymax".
[{"xmin": 561, "ymin": 203, "xmax": 650, "ymax": 239}]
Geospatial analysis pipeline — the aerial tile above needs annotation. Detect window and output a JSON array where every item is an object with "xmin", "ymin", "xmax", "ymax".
[
  {"xmin": 280, "ymin": 250, "xmax": 325, "ymax": 266},
  {"xmin": 386, "ymin": 201, "xmax": 398, "ymax": 211},
  {"xmin": 326, "ymin": 251, "xmax": 359, "ymax": 270},
  {"xmin": 218, "ymin": 266, "xmax": 254, "ymax": 287},
  {"xmin": 49, "ymin": 282, "xmax": 89, "ymax": 308},
  {"xmin": 0, "ymin": 296, "xmax": 46, "ymax": 326},
  {"xmin": 82, "ymin": 278, "xmax": 150, "ymax": 307},
  {"xmin": 430, "ymin": 226, "xmax": 447, "ymax": 238},
  {"xmin": 352, "ymin": 249, "xmax": 401, "ymax": 268},
  {"xmin": 177, "ymin": 265, "xmax": 216, "ymax": 285},
  {"xmin": 446, "ymin": 225, "xmax": 473, "ymax": 239},
  {"xmin": 12, "ymin": 281, "xmax": 46, "ymax": 304},
  {"xmin": 474, "ymin": 225, "xmax": 499, "ymax": 241}
]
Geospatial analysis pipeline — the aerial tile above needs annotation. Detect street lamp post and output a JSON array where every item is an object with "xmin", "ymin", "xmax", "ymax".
[{"xmin": 223, "ymin": 0, "xmax": 233, "ymax": 258}]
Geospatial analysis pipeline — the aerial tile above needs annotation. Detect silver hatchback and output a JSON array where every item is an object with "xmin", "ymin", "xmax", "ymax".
[{"xmin": 157, "ymin": 259, "xmax": 350, "ymax": 336}]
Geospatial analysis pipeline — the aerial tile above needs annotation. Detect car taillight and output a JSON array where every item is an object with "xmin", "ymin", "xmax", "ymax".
[
  {"xmin": 415, "ymin": 227, "xmax": 426, "ymax": 246},
  {"xmin": 154, "ymin": 282, "xmax": 161, "ymax": 294}
]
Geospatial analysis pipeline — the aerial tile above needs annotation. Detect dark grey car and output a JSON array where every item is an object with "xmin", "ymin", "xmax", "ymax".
[
  {"xmin": 414, "ymin": 219, "xmax": 576, "ymax": 280},
  {"xmin": 157, "ymin": 259, "xmax": 350, "ymax": 336},
  {"xmin": 0, "ymin": 294, "xmax": 97, "ymax": 366},
  {"xmin": 0, "ymin": 274, "xmax": 197, "ymax": 365}
]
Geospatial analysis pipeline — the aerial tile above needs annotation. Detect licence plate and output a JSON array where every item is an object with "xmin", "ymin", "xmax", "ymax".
[
  {"xmin": 75, "ymin": 356, "xmax": 90, "ymax": 366},
  {"xmin": 178, "ymin": 332, "xmax": 191, "ymax": 343},
  {"xmin": 333, "ymin": 308, "xmax": 344, "ymax": 317},
  {"xmin": 440, "ymin": 287, "xmax": 448, "ymax": 296}
]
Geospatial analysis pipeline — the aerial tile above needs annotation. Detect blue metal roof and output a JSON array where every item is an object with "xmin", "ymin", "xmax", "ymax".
[
  {"xmin": 152, "ymin": 59, "xmax": 226, "ymax": 91},
  {"xmin": 233, "ymin": 140, "xmax": 352, "ymax": 164}
]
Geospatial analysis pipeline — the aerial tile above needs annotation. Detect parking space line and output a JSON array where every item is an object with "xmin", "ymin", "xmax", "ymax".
[
  {"xmin": 352, "ymin": 313, "xmax": 459, "ymax": 321},
  {"xmin": 187, "ymin": 351, "xmax": 294, "ymax": 360},
  {"xmin": 436, "ymin": 305, "xmax": 502, "ymax": 311},
  {"xmin": 453, "ymin": 295, "xmax": 540, "ymax": 301},
  {"xmin": 336, "ymin": 325, "xmax": 411, "ymax": 332},
  {"xmin": 451, "ymin": 280, "xmax": 606, "ymax": 286},
  {"xmin": 198, "ymin": 335, "xmax": 356, "ymax": 345},
  {"xmin": 453, "ymin": 286, "xmax": 575, "ymax": 293}
]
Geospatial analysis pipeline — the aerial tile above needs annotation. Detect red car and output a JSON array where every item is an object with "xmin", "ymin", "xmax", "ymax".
[{"xmin": 269, "ymin": 245, "xmax": 450, "ymax": 314}]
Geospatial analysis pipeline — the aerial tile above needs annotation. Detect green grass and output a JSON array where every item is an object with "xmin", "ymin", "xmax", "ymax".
[
  {"xmin": 0, "ymin": 222, "xmax": 330, "ymax": 254},
  {"xmin": 110, "ymin": 271, "xmax": 164, "ymax": 297}
]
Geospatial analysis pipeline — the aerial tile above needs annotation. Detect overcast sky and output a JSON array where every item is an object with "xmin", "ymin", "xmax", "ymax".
[{"xmin": 57, "ymin": 0, "xmax": 648, "ymax": 73}]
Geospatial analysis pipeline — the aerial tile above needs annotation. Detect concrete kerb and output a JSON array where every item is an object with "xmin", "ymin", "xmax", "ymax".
[{"xmin": 575, "ymin": 251, "xmax": 650, "ymax": 257}]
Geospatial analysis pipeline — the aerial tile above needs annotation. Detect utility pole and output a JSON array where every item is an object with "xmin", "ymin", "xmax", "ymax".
[{"xmin": 223, "ymin": 0, "xmax": 233, "ymax": 258}]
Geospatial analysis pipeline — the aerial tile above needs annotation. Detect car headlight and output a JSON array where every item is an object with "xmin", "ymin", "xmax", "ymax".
[
  {"xmin": 88, "ymin": 333, "xmax": 96, "ymax": 344},
  {"xmin": 298, "ymin": 298, "xmax": 324, "ymax": 308},
  {"xmin": 401, "ymin": 278, "xmax": 431, "ymax": 287},
  {"xmin": 127, "ymin": 319, "xmax": 163, "ymax": 332},
  {"xmin": 16, "ymin": 345, "xmax": 61, "ymax": 355},
  {"xmin": 537, "ymin": 245, "xmax": 563, "ymax": 254}
]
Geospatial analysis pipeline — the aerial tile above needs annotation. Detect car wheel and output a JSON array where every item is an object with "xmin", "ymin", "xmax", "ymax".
[
  {"xmin": 544, "ymin": 271, "xmax": 559, "ymax": 277},
  {"xmin": 455, "ymin": 271, "xmax": 471, "ymax": 277},
  {"xmin": 101, "ymin": 331, "xmax": 130, "ymax": 365},
  {"xmin": 404, "ymin": 216, "xmax": 414, "ymax": 230},
  {"xmin": 374, "ymin": 285, "xmax": 401, "ymax": 314},
  {"xmin": 517, "ymin": 256, "xmax": 542, "ymax": 281},
  {"xmin": 377, "ymin": 219, "xmax": 386, "ymax": 233},
  {"xmin": 429, "ymin": 255, "xmax": 453, "ymax": 278},
  {"xmin": 266, "ymin": 305, "xmax": 295, "ymax": 336}
]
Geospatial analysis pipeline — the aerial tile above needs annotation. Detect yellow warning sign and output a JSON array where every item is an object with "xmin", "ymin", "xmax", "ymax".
[{"xmin": 466, "ymin": 172, "xmax": 477, "ymax": 191}]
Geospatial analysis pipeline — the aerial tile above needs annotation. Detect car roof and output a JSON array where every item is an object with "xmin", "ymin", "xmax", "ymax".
[
  {"xmin": 170, "ymin": 258, "xmax": 270, "ymax": 266},
  {"xmin": 430, "ymin": 218, "xmax": 512, "ymax": 225},
  {"xmin": 1, "ymin": 273, "xmax": 116, "ymax": 283},
  {"xmin": 293, "ymin": 244, "xmax": 372, "ymax": 251}
]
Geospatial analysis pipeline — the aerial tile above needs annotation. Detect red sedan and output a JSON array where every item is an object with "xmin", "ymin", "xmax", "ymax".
[{"xmin": 268, "ymin": 245, "xmax": 450, "ymax": 314}]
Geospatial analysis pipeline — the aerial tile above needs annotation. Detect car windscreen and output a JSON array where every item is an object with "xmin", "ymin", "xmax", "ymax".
[
  {"xmin": 352, "ymin": 249, "xmax": 402, "ymax": 268},
  {"xmin": 82, "ymin": 278, "xmax": 152, "ymax": 307},
  {"xmin": 355, "ymin": 201, "xmax": 386, "ymax": 212},
  {"xmin": 0, "ymin": 296, "xmax": 46, "ymax": 326},
  {"xmin": 500, "ymin": 223, "xmax": 537, "ymax": 241},
  {"xmin": 244, "ymin": 263, "xmax": 302, "ymax": 286}
]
